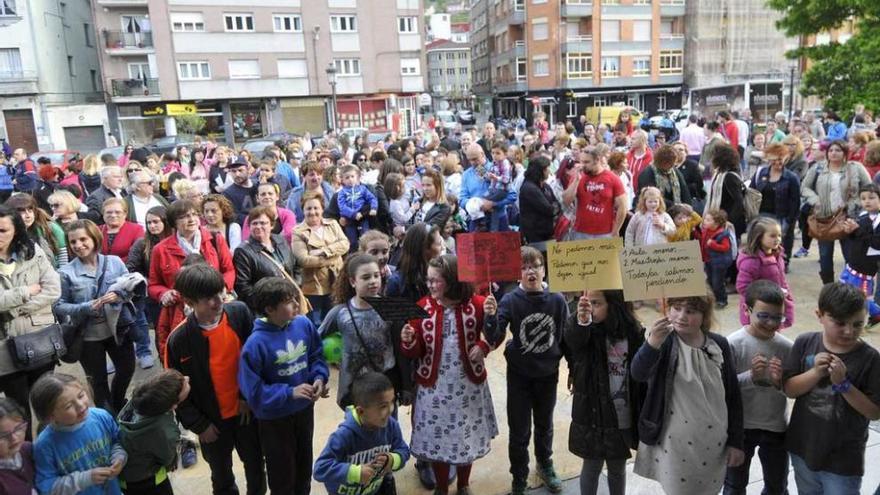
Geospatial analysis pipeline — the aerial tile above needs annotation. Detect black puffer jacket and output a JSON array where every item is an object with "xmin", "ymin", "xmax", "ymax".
[
  {"xmin": 564, "ymin": 316, "xmax": 646, "ymax": 460},
  {"xmin": 232, "ymin": 234, "xmax": 300, "ymax": 311},
  {"xmin": 519, "ymin": 180, "xmax": 558, "ymax": 244}
]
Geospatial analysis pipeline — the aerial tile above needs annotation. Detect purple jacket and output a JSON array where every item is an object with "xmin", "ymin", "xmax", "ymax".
[{"xmin": 735, "ymin": 250, "xmax": 794, "ymax": 328}]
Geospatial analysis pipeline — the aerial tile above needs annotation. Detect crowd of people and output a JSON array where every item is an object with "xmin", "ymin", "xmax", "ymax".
[{"xmin": 0, "ymin": 104, "xmax": 879, "ymax": 495}]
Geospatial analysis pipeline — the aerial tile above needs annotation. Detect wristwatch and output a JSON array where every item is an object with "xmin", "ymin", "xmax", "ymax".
[{"xmin": 831, "ymin": 377, "xmax": 852, "ymax": 394}]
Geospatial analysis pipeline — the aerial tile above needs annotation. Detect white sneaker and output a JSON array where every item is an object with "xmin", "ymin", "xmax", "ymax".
[{"xmin": 138, "ymin": 354, "xmax": 155, "ymax": 370}]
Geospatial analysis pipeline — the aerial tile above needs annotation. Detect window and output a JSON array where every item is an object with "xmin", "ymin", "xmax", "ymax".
[
  {"xmin": 660, "ymin": 19, "xmax": 674, "ymax": 38},
  {"xmin": 601, "ymin": 20, "xmax": 619, "ymax": 42},
  {"xmin": 171, "ymin": 13, "xmax": 205, "ymax": 32},
  {"xmin": 447, "ymin": 68, "xmax": 455, "ymax": 75},
  {"xmin": 659, "ymin": 49, "xmax": 682, "ymax": 74},
  {"xmin": 400, "ymin": 58, "xmax": 420, "ymax": 75},
  {"xmin": 566, "ymin": 53, "xmax": 592, "ymax": 78},
  {"xmin": 628, "ymin": 93, "xmax": 645, "ymax": 110},
  {"xmin": 634, "ymin": 0, "xmax": 650, "ymax": 4},
  {"xmin": 815, "ymin": 33, "xmax": 831, "ymax": 45},
  {"xmin": 333, "ymin": 58, "xmax": 361, "ymax": 76},
  {"xmin": 633, "ymin": 20, "xmax": 651, "ymax": 41},
  {"xmin": 90, "ymin": 69, "xmax": 98, "ymax": 91},
  {"xmin": 838, "ymin": 33, "xmax": 852, "ymax": 44},
  {"xmin": 657, "ymin": 94, "xmax": 667, "ymax": 111},
  {"xmin": 0, "ymin": 0, "xmax": 16, "ymax": 16},
  {"xmin": 128, "ymin": 62, "xmax": 149, "ymax": 79},
  {"xmin": 224, "ymin": 13, "xmax": 254, "ymax": 32},
  {"xmin": 67, "ymin": 56, "xmax": 75, "ymax": 76},
  {"xmin": 273, "ymin": 15, "xmax": 302, "ymax": 32},
  {"xmin": 398, "ymin": 16, "xmax": 417, "ymax": 33},
  {"xmin": 601, "ymin": 56, "xmax": 619, "ymax": 77},
  {"xmin": 516, "ymin": 57, "xmax": 526, "ymax": 80},
  {"xmin": 459, "ymin": 67, "xmax": 468, "ymax": 74},
  {"xmin": 632, "ymin": 56, "xmax": 651, "ymax": 76},
  {"xmin": 567, "ymin": 99, "xmax": 577, "ymax": 118},
  {"xmin": 84, "ymin": 24, "xmax": 93, "ymax": 46},
  {"xmin": 532, "ymin": 55, "xmax": 549, "ymax": 77},
  {"xmin": 229, "ymin": 59, "xmax": 260, "ymax": 79},
  {"xmin": 593, "ymin": 96, "xmax": 608, "ymax": 107},
  {"xmin": 0, "ymin": 48, "xmax": 23, "ymax": 77},
  {"xmin": 532, "ymin": 18, "xmax": 548, "ymax": 41},
  {"xmin": 330, "ymin": 15, "xmax": 357, "ymax": 32},
  {"xmin": 277, "ymin": 59, "xmax": 307, "ymax": 78},
  {"xmin": 178, "ymin": 61, "xmax": 211, "ymax": 80}
]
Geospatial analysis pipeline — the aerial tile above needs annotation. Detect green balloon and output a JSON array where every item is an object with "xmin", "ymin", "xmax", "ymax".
[{"xmin": 323, "ymin": 333, "xmax": 343, "ymax": 365}]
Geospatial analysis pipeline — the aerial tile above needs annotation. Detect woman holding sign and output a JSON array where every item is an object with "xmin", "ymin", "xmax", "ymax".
[
  {"xmin": 631, "ymin": 293, "xmax": 745, "ymax": 494},
  {"xmin": 401, "ymin": 254, "xmax": 498, "ymax": 495}
]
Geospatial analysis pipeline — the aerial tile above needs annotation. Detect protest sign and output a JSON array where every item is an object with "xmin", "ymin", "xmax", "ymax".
[
  {"xmin": 456, "ymin": 232, "xmax": 522, "ymax": 283},
  {"xmin": 363, "ymin": 296, "xmax": 429, "ymax": 322},
  {"xmin": 546, "ymin": 238, "xmax": 623, "ymax": 292},
  {"xmin": 619, "ymin": 240, "xmax": 706, "ymax": 301}
]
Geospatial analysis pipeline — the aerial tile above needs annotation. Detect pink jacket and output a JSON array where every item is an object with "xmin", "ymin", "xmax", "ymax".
[
  {"xmin": 735, "ymin": 250, "xmax": 794, "ymax": 328},
  {"xmin": 241, "ymin": 206, "xmax": 297, "ymax": 244}
]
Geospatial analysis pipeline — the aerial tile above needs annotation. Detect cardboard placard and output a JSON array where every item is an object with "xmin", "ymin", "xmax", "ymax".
[
  {"xmin": 619, "ymin": 240, "xmax": 706, "ymax": 301},
  {"xmin": 363, "ymin": 296, "xmax": 429, "ymax": 322},
  {"xmin": 547, "ymin": 238, "xmax": 623, "ymax": 292},
  {"xmin": 456, "ymin": 232, "xmax": 522, "ymax": 283}
]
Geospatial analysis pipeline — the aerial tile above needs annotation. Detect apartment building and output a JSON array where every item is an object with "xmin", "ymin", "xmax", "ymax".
[
  {"xmin": 0, "ymin": 0, "xmax": 108, "ymax": 153},
  {"xmin": 426, "ymin": 39, "xmax": 471, "ymax": 111},
  {"xmin": 472, "ymin": 0, "xmax": 686, "ymax": 124},
  {"xmin": 92, "ymin": 0, "xmax": 425, "ymax": 145}
]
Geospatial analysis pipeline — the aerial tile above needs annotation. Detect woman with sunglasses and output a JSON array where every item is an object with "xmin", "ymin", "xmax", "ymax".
[
  {"xmin": 5, "ymin": 194, "xmax": 67, "ymax": 268},
  {"xmin": 46, "ymin": 190, "xmax": 87, "ymax": 226}
]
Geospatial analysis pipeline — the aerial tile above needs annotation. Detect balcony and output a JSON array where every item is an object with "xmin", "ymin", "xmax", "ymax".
[
  {"xmin": 562, "ymin": 0, "xmax": 593, "ymax": 17},
  {"xmin": 103, "ymin": 31, "xmax": 154, "ymax": 55},
  {"xmin": 563, "ymin": 35, "xmax": 593, "ymax": 52},
  {"xmin": 110, "ymin": 78, "xmax": 160, "ymax": 102},
  {"xmin": 96, "ymin": 0, "xmax": 147, "ymax": 6},
  {"xmin": 660, "ymin": 0, "xmax": 686, "ymax": 16},
  {"xmin": 496, "ymin": 80, "xmax": 527, "ymax": 94},
  {"xmin": 506, "ymin": 9, "xmax": 524, "ymax": 25},
  {"xmin": 0, "ymin": 69, "xmax": 38, "ymax": 95},
  {"xmin": 659, "ymin": 35, "xmax": 685, "ymax": 50},
  {"xmin": 495, "ymin": 40, "xmax": 526, "ymax": 64}
]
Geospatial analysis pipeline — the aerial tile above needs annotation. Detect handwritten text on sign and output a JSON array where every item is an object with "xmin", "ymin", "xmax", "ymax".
[
  {"xmin": 547, "ymin": 238, "xmax": 623, "ymax": 292},
  {"xmin": 456, "ymin": 232, "xmax": 522, "ymax": 283},
  {"xmin": 619, "ymin": 240, "xmax": 706, "ymax": 301}
]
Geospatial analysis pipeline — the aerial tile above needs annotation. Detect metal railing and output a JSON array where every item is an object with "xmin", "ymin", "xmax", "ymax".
[
  {"xmin": 103, "ymin": 30, "xmax": 154, "ymax": 49},
  {"xmin": 565, "ymin": 0, "xmax": 593, "ymax": 4},
  {"xmin": 566, "ymin": 35, "xmax": 593, "ymax": 42},
  {"xmin": 111, "ymin": 78, "xmax": 159, "ymax": 97}
]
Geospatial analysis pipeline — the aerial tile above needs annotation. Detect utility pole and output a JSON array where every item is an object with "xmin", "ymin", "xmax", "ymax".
[{"xmin": 788, "ymin": 66, "xmax": 795, "ymax": 121}]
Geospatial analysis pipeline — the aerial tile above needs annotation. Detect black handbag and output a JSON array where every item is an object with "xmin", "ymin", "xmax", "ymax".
[{"xmin": 7, "ymin": 323, "xmax": 66, "ymax": 371}]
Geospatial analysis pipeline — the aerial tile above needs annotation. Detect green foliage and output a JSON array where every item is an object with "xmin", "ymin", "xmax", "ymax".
[
  {"xmin": 175, "ymin": 114, "xmax": 206, "ymax": 135},
  {"xmin": 767, "ymin": 0, "xmax": 880, "ymax": 118}
]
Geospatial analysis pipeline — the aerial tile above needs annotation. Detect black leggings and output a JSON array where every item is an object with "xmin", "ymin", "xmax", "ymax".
[{"xmin": 80, "ymin": 336, "xmax": 135, "ymax": 414}]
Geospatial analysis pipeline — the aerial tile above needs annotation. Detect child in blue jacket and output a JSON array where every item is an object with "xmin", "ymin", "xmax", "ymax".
[
  {"xmin": 238, "ymin": 277, "xmax": 329, "ymax": 494},
  {"xmin": 337, "ymin": 164, "xmax": 378, "ymax": 251},
  {"xmin": 314, "ymin": 372, "xmax": 410, "ymax": 495}
]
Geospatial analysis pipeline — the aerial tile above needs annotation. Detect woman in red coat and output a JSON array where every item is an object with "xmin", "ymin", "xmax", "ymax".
[
  {"xmin": 148, "ymin": 199, "xmax": 235, "ymax": 358},
  {"xmin": 99, "ymin": 198, "xmax": 143, "ymax": 264}
]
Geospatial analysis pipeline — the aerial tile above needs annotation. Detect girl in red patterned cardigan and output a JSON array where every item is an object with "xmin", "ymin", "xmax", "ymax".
[{"xmin": 400, "ymin": 254, "xmax": 499, "ymax": 495}]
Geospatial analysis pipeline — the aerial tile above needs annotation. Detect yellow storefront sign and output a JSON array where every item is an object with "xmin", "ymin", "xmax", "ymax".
[{"xmin": 165, "ymin": 103, "xmax": 197, "ymax": 116}]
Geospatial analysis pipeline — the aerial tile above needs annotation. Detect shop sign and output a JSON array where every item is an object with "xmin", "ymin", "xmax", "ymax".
[
  {"xmin": 140, "ymin": 104, "xmax": 165, "ymax": 117},
  {"xmin": 166, "ymin": 103, "xmax": 198, "ymax": 116}
]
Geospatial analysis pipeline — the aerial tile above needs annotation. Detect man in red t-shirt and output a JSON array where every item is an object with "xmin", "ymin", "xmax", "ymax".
[
  {"xmin": 719, "ymin": 111, "xmax": 740, "ymax": 152},
  {"xmin": 562, "ymin": 148, "xmax": 628, "ymax": 238}
]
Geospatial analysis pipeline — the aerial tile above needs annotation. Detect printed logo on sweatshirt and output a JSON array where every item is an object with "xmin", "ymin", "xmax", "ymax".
[
  {"xmin": 519, "ymin": 312, "xmax": 555, "ymax": 354},
  {"xmin": 275, "ymin": 339, "xmax": 308, "ymax": 377}
]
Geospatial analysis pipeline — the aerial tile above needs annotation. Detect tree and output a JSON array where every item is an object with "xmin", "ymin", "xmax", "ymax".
[
  {"xmin": 174, "ymin": 114, "xmax": 206, "ymax": 135},
  {"xmin": 767, "ymin": 0, "xmax": 880, "ymax": 119}
]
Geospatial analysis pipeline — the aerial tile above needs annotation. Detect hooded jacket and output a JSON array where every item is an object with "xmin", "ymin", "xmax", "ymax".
[
  {"xmin": 313, "ymin": 406, "xmax": 410, "ymax": 495},
  {"xmin": 238, "ymin": 316, "xmax": 329, "ymax": 420},
  {"xmin": 117, "ymin": 402, "xmax": 179, "ymax": 485},
  {"xmin": 484, "ymin": 285, "xmax": 568, "ymax": 378}
]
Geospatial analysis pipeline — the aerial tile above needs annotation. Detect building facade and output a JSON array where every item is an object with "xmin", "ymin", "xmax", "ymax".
[
  {"xmin": 426, "ymin": 39, "xmax": 471, "ymax": 111},
  {"xmin": 0, "ymin": 0, "xmax": 108, "ymax": 153},
  {"xmin": 91, "ymin": 0, "xmax": 426, "ymax": 146},
  {"xmin": 471, "ymin": 0, "xmax": 686, "ymax": 124}
]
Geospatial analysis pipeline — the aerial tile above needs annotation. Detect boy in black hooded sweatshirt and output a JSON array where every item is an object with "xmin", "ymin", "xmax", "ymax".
[{"xmin": 484, "ymin": 245, "xmax": 569, "ymax": 495}]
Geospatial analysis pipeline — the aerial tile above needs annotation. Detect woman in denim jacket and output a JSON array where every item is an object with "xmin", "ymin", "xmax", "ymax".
[
  {"xmin": 54, "ymin": 219, "xmax": 134, "ymax": 414},
  {"xmin": 751, "ymin": 142, "xmax": 801, "ymax": 263}
]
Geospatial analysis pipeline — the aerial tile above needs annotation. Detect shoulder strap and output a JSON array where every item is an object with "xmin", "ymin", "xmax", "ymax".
[{"xmin": 259, "ymin": 249, "xmax": 295, "ymax": 284}]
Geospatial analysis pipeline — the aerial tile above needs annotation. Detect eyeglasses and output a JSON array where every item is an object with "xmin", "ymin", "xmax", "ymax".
[
  {"xmin": 521, "ymin": 265, "xmax": 543, "ymax": 273},
  {"xmin": 753, "ymin": 311, "xmax": 787, "ymax": 324},
  {"xmin": 250, "ymin": 220, "xmax": 271, "ymax": 227},
  {"xmin": 0, "ymin": 421, "xmax": 27, "ymax": 443}
]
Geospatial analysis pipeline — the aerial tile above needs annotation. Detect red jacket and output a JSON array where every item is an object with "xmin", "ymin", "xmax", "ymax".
[
  {"xmin": 401, "ymin": 295, "xmax": 491, "ymax": 387},
  {"xmin": 148, "ymin": 226, "xmax": 235, "ymax": 357},
  {"xmin": 100, "ymin": 221, "xmax": 143, "ymax": 264},
  {"xmin": 699, "ymin": 225, "xmax": 730, "ymax": 262}
]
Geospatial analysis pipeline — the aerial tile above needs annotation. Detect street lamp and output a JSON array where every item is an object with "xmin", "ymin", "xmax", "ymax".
[{"xmin": 325, "ymin": 63, "xmax": 338, "ymax": 132}]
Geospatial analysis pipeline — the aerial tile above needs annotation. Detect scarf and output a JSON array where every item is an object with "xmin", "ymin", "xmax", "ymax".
[
  {"xmin": 707, "ymin": 171, "xmax": 728, "ymax": 213},
  {"xmin": 652, "ymin": 165, "xmax": 682, "ymax": 204}
]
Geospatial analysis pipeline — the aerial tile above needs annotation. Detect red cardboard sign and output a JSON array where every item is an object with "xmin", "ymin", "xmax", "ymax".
[{"xmin": 456, "ymin": 232, "xmax": 522, "ymax": 283}]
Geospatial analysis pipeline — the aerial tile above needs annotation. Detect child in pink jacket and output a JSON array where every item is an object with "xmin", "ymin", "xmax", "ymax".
[{"xmin": 736, "ymin": 217, "xmax": 794, "ymax": 328}]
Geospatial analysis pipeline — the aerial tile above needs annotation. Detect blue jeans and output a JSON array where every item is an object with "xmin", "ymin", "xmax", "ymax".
[
  {"xmin": 132, "ymin": 304, "xmax": 152, "ymax": 359},
  {"xmin": 705, "ymin": 262, "xmax": 730, "ymax": 304},
  {"xmin": 818, "ymin": 238, "xmax": 850, "ymax": 283},
  {"xmin": 790, "ymin": 453, "xmax": 861, "ymax": 495},
  {"xmin": 469, "ymin": 212, "xmax": 509, "ymax": 232}
]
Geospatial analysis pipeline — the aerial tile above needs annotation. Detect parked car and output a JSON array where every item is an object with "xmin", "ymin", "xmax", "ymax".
[
  {"xmin": 147, "ymin": 134, "xmax": 196, "ymax": 156},
  {"xmin": 434, "ymin": 111, "xmax": 458, "ymax": 131},
  {"xmin": 29, "ymin": 150, "xmax": 81, "ymax": 171},
  {"xmin": 456, "ymin": 109, "xmax": 475, "ymax": 125}
]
